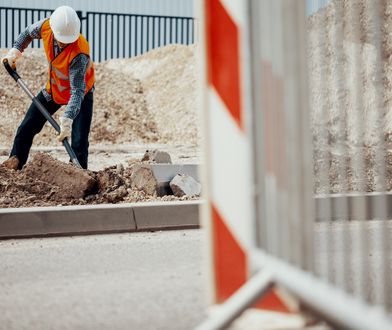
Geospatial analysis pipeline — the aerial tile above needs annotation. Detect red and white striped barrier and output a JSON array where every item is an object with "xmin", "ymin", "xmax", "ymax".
[{"xmin": 202, "ymin": 0, "xmax": 291, "ymax": 313}]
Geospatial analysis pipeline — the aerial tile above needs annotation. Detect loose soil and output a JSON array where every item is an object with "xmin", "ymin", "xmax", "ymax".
[
  {"xmin": 0, "ymin": 153, "xmax": 196, "ymax": 208},
  {"xmin": 0, "ymin": 44, "xmax": 200, "ymax": 208}
]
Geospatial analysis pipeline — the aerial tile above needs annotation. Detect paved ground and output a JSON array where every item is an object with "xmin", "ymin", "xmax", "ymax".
[
  {"xmin": 1, "ymin": 218, "xmax": 390, "ymax": 329},
  {"xmin": 0, "ymin": 229, "xmax": 206, "ymax": 330}
]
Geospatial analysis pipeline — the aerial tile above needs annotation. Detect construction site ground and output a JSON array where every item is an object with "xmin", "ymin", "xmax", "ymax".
[
  {"xmin": 0, "ymin": 44, "xmax": 201, "ymax": 208},
  {"xmin": 0, "ymin": 144, "xmax": 201, "ymax": 171}
]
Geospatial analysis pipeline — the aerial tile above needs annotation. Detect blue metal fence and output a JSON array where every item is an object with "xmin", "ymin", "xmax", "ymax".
[
  {"xmin": 0, "ymin": 7, "xmax": 195, "ymax": 62},
  {"xmin": 0, "ymin": 7, "xmax": 53, "ymax": 49},
  {"xmin": 84, "ymin": 12, "xmax": 195, "ymax": 62}
]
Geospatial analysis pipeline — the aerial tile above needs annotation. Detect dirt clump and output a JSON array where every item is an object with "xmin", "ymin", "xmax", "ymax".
[
  {"xmin": 23, "ymin": 153, "xmax": 97, "ymax": 199},
  {"xmin": 0, "ymin": 164, "xmax": 62, "ymax": 208}
]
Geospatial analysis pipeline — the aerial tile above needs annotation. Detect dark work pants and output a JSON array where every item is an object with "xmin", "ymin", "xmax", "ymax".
[{"xmin": 10, "ymin": 90, "xmax": 93, "ymax": 169}]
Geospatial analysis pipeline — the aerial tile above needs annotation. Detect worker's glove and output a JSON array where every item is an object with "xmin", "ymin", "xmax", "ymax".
[
  {"xmin": 57, "ymin": 116, "xmax": 73, "ymax": 142},
  {"xmin": 2, "ymin": 48, "xmax": 22, "ymax": 69}
]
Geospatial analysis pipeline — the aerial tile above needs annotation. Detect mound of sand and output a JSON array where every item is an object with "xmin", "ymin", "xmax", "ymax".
[
  {"xmin": 103, "ymin": 44, "xmax": 199, "ymax": 145},
  {"xmin": 0, "ymin": 44, "xmax": 199, "ymax": 148}
]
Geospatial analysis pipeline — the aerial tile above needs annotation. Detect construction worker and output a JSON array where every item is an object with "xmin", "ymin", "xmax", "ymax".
[{"xmin": 2, "ymin": 5, "xmax": 94, "ymax": 170}]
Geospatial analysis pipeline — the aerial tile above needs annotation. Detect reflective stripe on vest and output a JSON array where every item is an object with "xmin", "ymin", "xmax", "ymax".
[{"xmin": 52, "ymin": 66, "xmax": 69, "ymax": 80}]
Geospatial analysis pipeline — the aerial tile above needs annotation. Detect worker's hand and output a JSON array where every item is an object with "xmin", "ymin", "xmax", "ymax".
[
  {"xmin": 2, "ymin": 48, "xmax": 22, "ymax": 69},
  {"xmin": 57, "ymin": 116, "xmax": 73, "ymax": 142}
]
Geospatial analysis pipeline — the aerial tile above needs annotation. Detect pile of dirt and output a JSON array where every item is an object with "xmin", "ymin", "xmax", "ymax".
[
  {"xmin": 104, "ymin": 44, "xmax": 199, "ymax": 145},
  {"xmin": 23, "ymin": 153, "xmax": 96, "ymax": 199},
  {"xmin": 308, "ymin": 0, "xmax": 392, "ymax": 193},
  {"xmin": 0, "ymin": 153, "xmax": 197, "ymax": 208},
  {"xmin": 0, "ymin": 44, "xmax": 198, "ymax": 148}
]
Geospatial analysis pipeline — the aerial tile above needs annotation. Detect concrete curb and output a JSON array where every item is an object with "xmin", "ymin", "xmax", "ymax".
[
  {"xmin": 0, "ymin": 201, "xmax": 201, "ymax": 239},
  {"xmin": 315, "ymin": 192, "xmax": 392, "ymax": 221}
]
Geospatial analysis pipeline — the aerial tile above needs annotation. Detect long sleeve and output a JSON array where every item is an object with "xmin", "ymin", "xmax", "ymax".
[
  {"xmin": 62, "ymin": 54, "xmax": 90, "ymax": 120},
  {"xmin": 13, "ymin": 19, "xmax": 46, "ymax": 52}
]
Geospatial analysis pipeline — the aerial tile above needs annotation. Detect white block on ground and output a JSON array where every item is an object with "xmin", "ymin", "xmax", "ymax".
[{"xmin": 170, "ymin": 174, "xmax": 201, "ymax": 197}]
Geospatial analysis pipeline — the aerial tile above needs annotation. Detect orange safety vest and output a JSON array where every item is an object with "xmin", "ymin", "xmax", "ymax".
[{"xmin": 41, "ymin": 19, "xmax": 95, "ymax": 105}]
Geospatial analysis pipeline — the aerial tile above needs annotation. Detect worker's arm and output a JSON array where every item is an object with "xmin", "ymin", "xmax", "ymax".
[
  {"xmin": 57, "ymin": 54, "xmax": 90, "ymax": 142},
  {"xmin": 2, "ymin": 19, "xmax": 46, "ymax": 67},
  {"xmin": 14, "ymin": 19, "xmax": 45, "ymax": 51}
]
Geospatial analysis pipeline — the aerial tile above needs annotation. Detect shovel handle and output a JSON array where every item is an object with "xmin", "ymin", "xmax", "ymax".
[{"xmin": 3, "ymin": 58, "xmax": 20, "ymax": 82}]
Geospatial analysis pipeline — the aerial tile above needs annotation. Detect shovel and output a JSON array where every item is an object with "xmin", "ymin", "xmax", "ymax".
[{"xmin": 3, "ymin": 59, "xmax": 82, "ymax": 169}]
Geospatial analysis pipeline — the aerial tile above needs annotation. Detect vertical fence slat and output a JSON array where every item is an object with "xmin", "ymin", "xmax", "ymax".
[
  {"xmin": 98, "ymin": 14, "xmax": 102, "ymax": 62},
  {"xmin": 135, "ymin": 16, "xmax": 138, "ymax": 56},
  {"xmin": 141, "ymin": 16, "xmax": 144, "ymax": 55},
  {"xmin": 117, "ymin": 15, "xmax": 120, "ymax": 58},
  {"xmin": 24, "ymin": 9, "xmax": 27, "ymax": 38},
  {"xmin": 92, "ymin": 13, "xmax": 95, "ymax": 62},
  {"xmin": 0, "ymin": 9, "xmax": 2, "ymax": 48},
  {"xmin": 152, "ymin": 17, "xmax": 155, "ymax": 50},
  {"xmin": 169, "ymin": 17, "xmax": 172, "ymax": 43},
  {"xmin": 18, "ymin": 9, "xmax": 21, "ymax": 37},
  {"xmin": 11, "ymin": 9, "xmax": 14, "ymax": 45},
  {"xmin": 128, "ymin": 16, "xmax": 133, "ymax": 57},
  {"xmin": 147, "ymin": 17, "xmax": 150, "ymax": 52},
  {"xmin": 86, "ymin": 13, "xmax": 89, "ymax": 43},
  {"xmin": 5, "ymin": 9, "xmax": 8, "ymax": 47},
  {"xmin": 158, "ymin": 17, "xmax": 161, "ymax": 47},
  {"xmin": 122, "ymin": 16, "xmax": 126, "ymax": 58},
  {"xmin": 164, "ymin": 17, "xmax": 167, "ymax": 46},
  {"xmin": 110, "ymin": 14, "xmax": 113, "ymax": 61},
  {"xmin": 176, "ymin": 18, "xmax": 179, "ymax": 43}
]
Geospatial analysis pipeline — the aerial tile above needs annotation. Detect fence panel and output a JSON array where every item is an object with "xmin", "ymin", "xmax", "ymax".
[
  {"xmin": 83, "ymin": 11, "xmax": 194, "ymax": 62},
  {"xmin": 0, "ymin": 7, "xmax": 53, "ymax": 49},
  {"xmin": 0, "ymin": 7, "xmax": 195, "ymax": 62}
]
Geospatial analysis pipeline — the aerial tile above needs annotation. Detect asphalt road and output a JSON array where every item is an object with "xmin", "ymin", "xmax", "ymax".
[
  {"xmin": 0, "ymin": 229, "xmax": 206, "ymax": 330},
  {"xmin": 1, "ymin": 221, "xmax": 390, "ymax": 330}
]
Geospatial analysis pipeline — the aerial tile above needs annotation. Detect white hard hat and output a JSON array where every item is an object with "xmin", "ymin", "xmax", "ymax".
[{"xmin": 50, "ymin": 6, "xmax": 80, "ymax": 44}]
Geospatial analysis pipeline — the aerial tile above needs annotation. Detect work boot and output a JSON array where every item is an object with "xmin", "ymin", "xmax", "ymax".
[{"xmin": 2, "ymin": 156, "xmax": 20, "ymax": 170}]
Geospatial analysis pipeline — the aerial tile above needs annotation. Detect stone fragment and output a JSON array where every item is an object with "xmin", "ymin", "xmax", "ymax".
[
  {"xmin": 116, "ymin": 163, "xmax": 124, "ymax": 174},
  {"xmin": 95, "ymin": 167, "xmax": 125, "ymax": 192},
  {"xmin": 141, "ymin": 149, "xmax": 172, "ymax": 164},
  {"xmin": 23, "ymin": 153, "xmax": 96, "ymax": 199},
  {"xmin": 130, "ymin": 165, "xmax": 158, "ymax": 195},
  {"xmin": 169, "ymin": 174, "xmax": 201, "ymax": 197}
]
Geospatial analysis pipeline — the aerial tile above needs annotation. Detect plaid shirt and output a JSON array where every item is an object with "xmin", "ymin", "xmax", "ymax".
[{"xmin": 13, "ymin": 19, "xmax": 92, "ymax": 120}]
